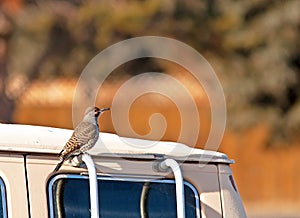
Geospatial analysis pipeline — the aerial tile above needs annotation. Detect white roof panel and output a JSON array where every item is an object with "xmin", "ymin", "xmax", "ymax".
[{"xmin": 0, "ymin": 124, "xmax": 232, "ymax": 164}]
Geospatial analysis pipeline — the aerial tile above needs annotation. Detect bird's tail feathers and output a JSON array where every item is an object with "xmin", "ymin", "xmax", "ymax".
[
  {"xmin": 58, "ymin": 149, "xmax": 64, "ymax": 158},
  {"xmin": 53, "ymin": 160, "xmax": 64, "ymax": 172},
  {"xmin": 53, "ymin": 152, "xmax": 77, "ymax": 173}
]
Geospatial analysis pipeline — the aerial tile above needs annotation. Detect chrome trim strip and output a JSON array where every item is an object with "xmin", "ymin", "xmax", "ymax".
[{"xmin": 48, "ymin": 174, "xmax": 201, "ymax": 218}]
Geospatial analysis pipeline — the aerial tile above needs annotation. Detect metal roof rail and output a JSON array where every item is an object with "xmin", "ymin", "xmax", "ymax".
[
  {"xmin": 155, "ymin": 159, "xmax": 185, "ymax": 218},
  {"xmin": 82, "ymin": 154, "xmax": 100, "ymax": 218}
]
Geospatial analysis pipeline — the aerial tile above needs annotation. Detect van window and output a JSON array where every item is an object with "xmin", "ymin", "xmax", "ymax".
[
  {"xmin": 0, "ymin": 178, "xmax": 7, "ymax": 218},
  {"xmin": 48, "ymin": 175, "xmax": 200, "ymax": 218}
]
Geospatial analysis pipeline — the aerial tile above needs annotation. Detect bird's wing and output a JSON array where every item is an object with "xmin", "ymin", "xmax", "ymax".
[
  {"xmin": 74, "ymin": 122, "xmax": 98, "ymax": 145},
  {"xmin": 59, "ymin": 122, "xmax": 98, "ymax": 159}
]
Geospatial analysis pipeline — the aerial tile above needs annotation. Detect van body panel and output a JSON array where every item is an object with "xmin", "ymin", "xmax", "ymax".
[
  {"xmin": 181, "ymin": 164, "xmax": 222, "ymax": 218},
  {"xmin": 0, "ymin": 125, "xmax": 247, "ymax": 218},
  {"xmin": 26, "ymin": 156, "xmax": 58, "ymax": 218},
  {"xmin": 0, "ymin": 154, "xmax": 29, "ymax": 218},
  {"xmin": 84, "ymin": 156, "xmax": 223, "ymax": 218},
  {"xmin": 218, "ymin": 164, "xmax": 247, "ymax": 218},
  {"xmin": 26, "ymin": 155, "xmax": 82, "ymax": 218},
  {"xmin": 26, "ymin": 154, "xmax": 224, "ymax": 218}
]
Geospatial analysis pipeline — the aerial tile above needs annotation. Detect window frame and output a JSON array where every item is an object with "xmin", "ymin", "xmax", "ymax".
[
  {"xmin": 48, "ymin": 174, "xmax": 200, "ymax": 218},
  {"xmin": 0, "ymin": 178, "xmax": 7, "ymax": 218}
]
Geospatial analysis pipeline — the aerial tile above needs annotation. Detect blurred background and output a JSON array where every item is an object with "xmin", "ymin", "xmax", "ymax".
[{"xmin": 0, "ymin": 0, "xmax": 300, "ymax": 217}]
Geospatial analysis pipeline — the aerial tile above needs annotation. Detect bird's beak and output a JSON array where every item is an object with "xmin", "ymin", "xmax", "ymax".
[{"xmin": 100, "ymin": 108, "xmax": 110, "ymax": 112}]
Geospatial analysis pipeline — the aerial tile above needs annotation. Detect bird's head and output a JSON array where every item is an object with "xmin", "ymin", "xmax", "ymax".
[
  {"xmin": 83, "ymin": 106, "xmax": 110, "ymax": 123},
  {"xmin": 94, "ymin": 107, "xmax": 110, "ymax": 117}
]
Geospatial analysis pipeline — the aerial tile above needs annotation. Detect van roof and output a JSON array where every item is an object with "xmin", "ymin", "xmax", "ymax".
[{"xmin": 0, "ymin": 124, "xmax": 233, "ymax": 164}]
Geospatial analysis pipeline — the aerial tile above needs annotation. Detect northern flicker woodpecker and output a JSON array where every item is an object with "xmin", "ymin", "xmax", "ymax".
[{"xmin": 53, "ymin": 106, "xmax": 110, "ymax": 172}]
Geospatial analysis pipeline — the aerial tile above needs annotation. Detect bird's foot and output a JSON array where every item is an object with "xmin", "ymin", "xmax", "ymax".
[{"xmin": 68, "ymin": 155, "xmax": 84, "ymax": 168}]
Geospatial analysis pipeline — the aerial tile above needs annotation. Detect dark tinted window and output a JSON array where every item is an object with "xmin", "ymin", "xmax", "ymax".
[
  {"xmin": 0, "ymin": 178, "xmax": 7, "ymax": 218},
  {"xmin": 49, "ymin": 175, "xmax": 199, "ymax": 218}
]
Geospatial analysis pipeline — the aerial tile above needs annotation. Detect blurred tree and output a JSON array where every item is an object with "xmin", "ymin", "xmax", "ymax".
[
  {"xmin": 212, "ymin": 0, "xmax": 300, "ymax": 144},
  {"xmin": 0, "ymin": 9, "xmax": 14, "ymax": 122},
  {"xmin": 1, "ymin": 0, "xmax": 300, "ymax": 145}
]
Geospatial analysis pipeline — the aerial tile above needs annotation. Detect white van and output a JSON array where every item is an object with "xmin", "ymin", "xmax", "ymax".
[{"xmin": 0, "ymin": 124, "xmax": 246, "ymax": 218}]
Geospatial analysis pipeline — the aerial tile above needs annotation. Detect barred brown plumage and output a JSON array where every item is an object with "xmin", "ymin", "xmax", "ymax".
[{"xmin": 53, "ymin": 106, "xmax": 110, "ymax": 172}]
